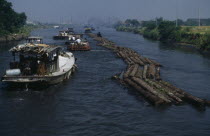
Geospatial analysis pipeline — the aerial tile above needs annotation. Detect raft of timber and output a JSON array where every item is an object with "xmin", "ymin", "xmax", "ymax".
[{"xmin": 87, "ymin": 33, "xmax": 210, "ymax": 108}]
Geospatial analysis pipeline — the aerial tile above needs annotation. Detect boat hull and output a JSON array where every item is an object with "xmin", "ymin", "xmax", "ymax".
[
  {"xmin": 53, "ymin": 36, "xmax": 69, "ymax": 40},
  {"xmin": 2, "ymin": 65, "xmax": 76, "ymax": 85},
  {"xmin": 66, "ymin": 42, "xmax": 91, "ymax": 51},
  {"xmin": 67, "ymin": 45, "xmax": 91, "ymax": 51}
]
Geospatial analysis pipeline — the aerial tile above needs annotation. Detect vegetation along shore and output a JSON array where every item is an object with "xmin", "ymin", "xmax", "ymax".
[
  {"xmin": 115, "ymin": 18, "xmax": 210, "ymax": 51},
  {"xmin": 87, "ymin": 33, "xmax": 210, "ymax": 110},
  {"xmin": 0, "ymin": 0, "xmax": 48, "ymax": 43}
]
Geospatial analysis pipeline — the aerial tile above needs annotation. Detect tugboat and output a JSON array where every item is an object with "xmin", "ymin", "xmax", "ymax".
[
  {"xmin": 1, "ymin": 37, "xmax": 76, "ymax": 86},
  {"xmin": 53, "ymin": 26, "xmax": 60, "ymax": 29}
]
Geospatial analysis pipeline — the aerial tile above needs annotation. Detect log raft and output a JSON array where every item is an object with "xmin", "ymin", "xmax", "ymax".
[{"xmin": 87, "ymin": 33, "xmax": 210, "ymax": 108}]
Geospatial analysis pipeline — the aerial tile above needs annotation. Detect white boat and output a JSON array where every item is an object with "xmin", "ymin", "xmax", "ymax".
[
  {"xmin": 53, "ymin": 26, "xmax": 60, "ymax": 29},
  {"xmin": 1, "ymin": 37, "xmax": 76, "ymax": 86}
]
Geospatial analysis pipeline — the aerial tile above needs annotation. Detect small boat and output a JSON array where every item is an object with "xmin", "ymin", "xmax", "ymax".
[
  {"xmin": 1, "ymin": 37, "xmax": 76, "ymax": 86},
  {"xmin": 66, "ymin": 39, "xmax": 90, "ymax": 51},
  {"xmin": 84, "ymin": 28, "xmax": 92, "ymax": 33},
  {"xmin": 53, "ymin": 26, "xmax": 60, "ymax": 29},
  {"xmin": 53, "ymin": 30, "xmax": 70, "ymax": 40}
]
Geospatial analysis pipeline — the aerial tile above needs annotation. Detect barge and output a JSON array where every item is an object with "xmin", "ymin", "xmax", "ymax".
[
  {"xmin": 1, "ymin": 37, "xmax": 76, "ymax": 86},
  {"xmin": 65, "ymin": 36, "xmax": 90, "ymax": 51},
  {"xmin": 66, "ymin": 41, "xmax": 91, "ymax": 51}
]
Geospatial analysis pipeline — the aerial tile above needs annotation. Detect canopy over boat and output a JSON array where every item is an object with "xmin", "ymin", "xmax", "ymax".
[
  {"xmin": 9, "ymin": 43, "xmax": 61, "ymax": 56},
  {"xmin": 2, "ymin": 42, "xmax": 76, "ymax": 85},
  {"xmin": 26, "ymin": 36, "xmax": 43, "ymax": 44}
]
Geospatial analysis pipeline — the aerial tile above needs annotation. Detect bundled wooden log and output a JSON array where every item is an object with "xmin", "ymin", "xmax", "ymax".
[
  {"xmin": 129, "ymin": 64, "xmax": 139, "ymax": 77},
  {"xmin": 135, "ymin": 68, "xmax": 143, "ymax": 78},
  {"xmin": 142, "ymin": 65, "xmax": 148, "ymax": 79},
  {"xmin": 88, "ymin": 33, "xmax": 210, "ymax": 108},
  {"xmin": 145, "ymin": 79, "xmax": 183, "ymax": 105},
  {"xmin": 123, "ymin": 65, "xmax": 135, "ymax": 79},
  {"xmin": 139, "ymin": 56, "xmax": 148, "ymax": 64},
  {"xmin": 135, "ymin": 57, "xmax": 145, "ymax": 66},
  {"xmin": 155, "ymin": 67, "xmax": 161, "ymax": 80},
  {"xmin": 147, "ymin": 64, "xmax": 156, "ymax": 79},
  {"xmin": 124, "ymin": 78, "xmax": 166, "ymax": 106},
  {"xmin": 159, "ymin": 81, "xmax": 205, "ymax": 107},
  {"xmin": 131, "ymin": 77, "xmax": 172, "ymax": 104}
]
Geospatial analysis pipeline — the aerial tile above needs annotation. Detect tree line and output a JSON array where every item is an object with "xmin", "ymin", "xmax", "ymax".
[
  {"xmin": 0, "ymin": 0, "xmax": 27, "ymax": 36},
  {"xmin": 114, "ymin": 17, "xmax": 210, "ymax": 28},
  {"xmin": 115, "ymin": 18, "xmax": 210, "ymax": 51}
]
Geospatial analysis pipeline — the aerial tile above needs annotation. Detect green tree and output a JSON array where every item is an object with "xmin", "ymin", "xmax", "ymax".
[
  {"xmin": 158, "ymin": 21, "xmax": 180, "ymax": 41},
  {"xmin": 0, "ymin": 0, "xmax": 27, "ymax": 36},
  {"xmin": 125, "ymin": 19, "xmax": 140, "ymax": 27}
]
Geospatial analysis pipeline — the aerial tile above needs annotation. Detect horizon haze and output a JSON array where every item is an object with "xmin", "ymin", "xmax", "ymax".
[{"xmin": 8, "ymin": 0, "xmax": 210, "ymax": 24}]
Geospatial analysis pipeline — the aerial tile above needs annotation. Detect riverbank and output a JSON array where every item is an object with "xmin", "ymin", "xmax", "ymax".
[
  {"xmin": 115, "ymin": 25, "xmax": 210, "ymax": 51},
  {"xmin": 0, "ymin": 25, "xmax": 49, "ymax": 43},
  {"xmin": 87, "ymin": 33, "xmax": 210, "ymax": 110},
  {"xmin": 0, "ymin": 33, "xmax": 28, "ymax": 43}
]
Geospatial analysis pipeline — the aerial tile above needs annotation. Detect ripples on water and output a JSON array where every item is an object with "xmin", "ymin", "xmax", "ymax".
[{"xmin": 0, "ymin": 26, "xmax": 210, "ymax": 136}]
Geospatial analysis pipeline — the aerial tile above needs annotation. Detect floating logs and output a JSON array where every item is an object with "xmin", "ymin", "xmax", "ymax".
[
  {"xmin": 87, "ymin": 33, "xmax": 210, "ymax": 108},
  {"xmin": 147, "ymin": 64, "xmax": 156, "ymax": 79}
]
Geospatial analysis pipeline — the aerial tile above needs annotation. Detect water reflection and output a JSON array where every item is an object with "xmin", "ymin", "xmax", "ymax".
[{"xmin": 158, "ymin": 42, "xmax": 210, "ymax": 59}]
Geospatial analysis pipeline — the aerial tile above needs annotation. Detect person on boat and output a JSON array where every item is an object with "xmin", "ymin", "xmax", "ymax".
[
  {"xmin": 76, "ymin": 39, "xmax": 81, "ymax": 44},
  {"xmin": 97, "ymin": 32, "xmax": 102, "ymax": 37},
  {"xmin": 72, "ymin": 36, "xmax": 76, "ymax": 41}
]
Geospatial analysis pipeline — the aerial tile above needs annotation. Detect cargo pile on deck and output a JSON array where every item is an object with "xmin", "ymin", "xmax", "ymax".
[{"xmin": 87, "ymin": 33, "xmax": 210, "ymax": 108}]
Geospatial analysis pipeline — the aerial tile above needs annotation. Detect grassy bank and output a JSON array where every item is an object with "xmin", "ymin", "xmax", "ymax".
[{"xmin": 115, "ymin": 22, "xmax": 210, "ymax": 51}]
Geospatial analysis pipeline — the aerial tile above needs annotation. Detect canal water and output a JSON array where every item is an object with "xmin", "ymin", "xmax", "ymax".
[{"xmin": 0, "ymin": 26, "xmax": 210, "ymax": 136}]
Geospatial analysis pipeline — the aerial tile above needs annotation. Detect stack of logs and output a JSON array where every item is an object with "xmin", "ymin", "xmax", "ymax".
[{"xmin": 87, "ymin": 33, "xmax": 210, "ymax": 108}]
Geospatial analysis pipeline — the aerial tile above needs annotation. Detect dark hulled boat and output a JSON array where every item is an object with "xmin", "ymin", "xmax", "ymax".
[{"xmin": 53, "ymin": 28, "xmax": 75, "ymax": 40}]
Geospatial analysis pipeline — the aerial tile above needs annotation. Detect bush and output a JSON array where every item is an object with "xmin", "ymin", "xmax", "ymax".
[
  {"xmin": 143, "ymin": 28, "xmax": 160, "ymax": 40},
  {"xmin": 158, "ymin": 21, "xmax": 180, "ymax": 41}
]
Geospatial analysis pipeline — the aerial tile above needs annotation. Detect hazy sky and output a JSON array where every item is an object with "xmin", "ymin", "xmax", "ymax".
[{"xmin": 8, "ymin": 0, "xmax": 210, "ymax": 23}]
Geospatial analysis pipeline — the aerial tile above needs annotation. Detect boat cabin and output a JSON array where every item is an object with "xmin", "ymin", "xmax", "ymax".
[
  {"xmin": 59, "ymin": 31, "xmax": 69, "ymax": 36},
  {"xmin": 9, "ymin": 44, "xmax": 62, "ymax": 76},
  {"xmin": 85, "ymin": 28, "xmax": 92, "ymax": 33},
  {"xmin": 68, "ymin": 34, "xmax": 83, "ymax": 40},
  {"xmin": 26, "ymin": 36, "xmax": 43, "ymax": 44}
]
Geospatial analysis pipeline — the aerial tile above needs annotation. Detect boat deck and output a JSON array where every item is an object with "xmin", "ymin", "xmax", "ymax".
[{"xmin": 52, "ymin": 52, "xmax": 75, "ymax": 76}]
